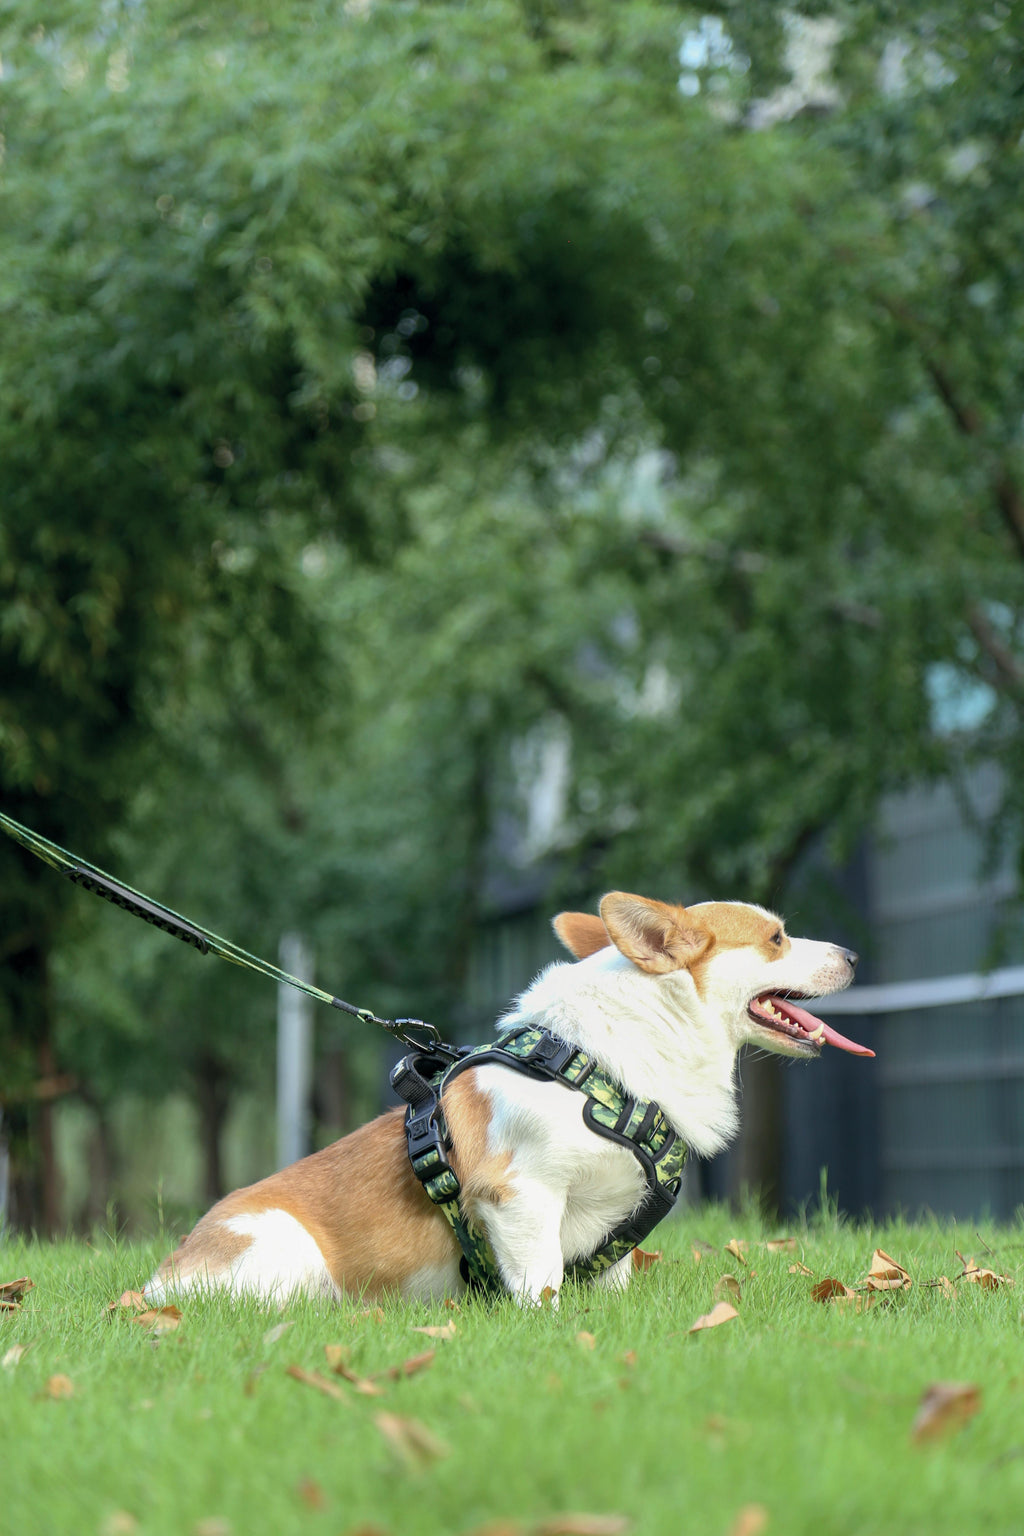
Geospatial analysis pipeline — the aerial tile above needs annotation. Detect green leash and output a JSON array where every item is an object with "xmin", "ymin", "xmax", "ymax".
[{"xmin": 0, "ymin": 809, "xmax": 446, "ymax": 1052}]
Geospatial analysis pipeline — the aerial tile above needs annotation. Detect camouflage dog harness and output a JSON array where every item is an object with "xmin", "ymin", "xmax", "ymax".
[{"xmin": 390, "ymin": 1024, "xmax": 687, "ymax": 1296}]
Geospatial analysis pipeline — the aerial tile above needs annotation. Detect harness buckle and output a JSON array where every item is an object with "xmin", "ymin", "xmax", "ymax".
[{"xmin": 521, "ymin": 1032, "xmax": 577, "ymax": 1075}]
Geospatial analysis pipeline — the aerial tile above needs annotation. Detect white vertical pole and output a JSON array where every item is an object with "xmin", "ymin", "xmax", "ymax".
[{"xmin": 277, "ymin": 933, "xmax": 314, "ymax": 1170}]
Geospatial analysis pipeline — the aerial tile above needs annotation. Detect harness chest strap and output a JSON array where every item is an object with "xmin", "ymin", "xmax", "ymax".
[{"xmin": 391, "ymin": 1025, "xmax": 687, "ymax": 1294}]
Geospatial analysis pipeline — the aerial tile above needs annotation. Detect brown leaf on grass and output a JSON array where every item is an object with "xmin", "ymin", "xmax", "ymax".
[
  {"xmin": 955, "ymin": 1253, "xmax": 1014, "ymax": 1289},
  {"xmin": 765, "ymin": 1238, "xmax": 798, "ymax": 1252},
  {"xmin": 297, "ymin": 1478, "xmax": 327, "ymax": 1510},
  {"xmin": 133, "ymin": 1306, "xmax": 182, "ymax": 1335},
  {"xmin": 107, "ymin": 1290, "xmax": 148, "ymax": 1314},
  {"xmin": 809, "ymin": 1277, "xmax": 870, "ymax": 1310},
  {"xmin": 789, "ymin": 1262, "xmax": 813, "ymax": 1276},
  {"xmin": 324, "ymin": 1344, "xmax": 386, "ymax": 1396},
  {"xmin": 688, "ymin": 1301, "xmax": 739, "ymax": 1334},
  {"xmin": 620, "ymin": 1350, "xmax": 637, "ymax": 1369},
  {"xmin": 576, "ymin": 1330, "xmax": 597, "ymax": 1351},
  {"xmin": 244, "ymin": 1363, "xmax": 269, "ymax": 1397},
  {"xmin": 286, "ymin": 1365, "xmax": 349, "ymax": 1404},
  {"xmin": 379, "ymin": 1349, "xmax": 436, "ymax": 1383},
  {"xmin": 715, "ymin": 1274, "xmax": 743, "ymax": 1302},
  {"xmin": 726, "ymin": 1506, "xmax": 769, "ymax": 1536},
  {"xmin": 100, "ymin": 1513, "xmax": 139, "ymax": 1536},
  {"xmin": 0, "ymin": 1277, "xmax": 34, "ymax": 1310},
  {"xmin": 442, "ymin": 1297, "xmax": 462, "ymax": 1311},
  {"xmin": 911, "ymin": 1381, "xmax": 981, "ymax": 1442},
  {"xmin": 534, "ymin": 1516, "xmax": 631, "ymax": 1536},
  {"xmin": 44, "ymin": 1373, "xmax": 74, "ymax": 1399},
  {"xmin": 374, "ymin": 1410, "xmax": 449, "ymax": 1466},
  {"xmin": 724, "ymin": 1239, "xmax": 748, "ymax": 1265},
  {"xmin": 411, "ymin": 1321, "xmax": 457, "ymax": 1340},
  {"xmin": 2, "ymin": 1343, "xmax": 28, "ymax": 1370},
  {"xmin": 864, "ymin": 1249, "xmax": 912, "ymax": 1292},
  {"xmin": 350, "ymin": 1307, "xmax": 386, "ymax": 1324},
  {"xmin": 193, "ymin": 1521, "xmax": 232, "ymax": 1536},
  {"xmin": 630, "ymin": 1247, "xmax": 662, "ymax": 1271}
]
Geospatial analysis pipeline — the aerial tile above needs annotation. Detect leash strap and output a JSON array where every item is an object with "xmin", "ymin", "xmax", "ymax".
[
  {"xmin": 0, "ymin": 808, "xmax": 448, "ymax": 1053},
  {"xmin": 391, "ymin": 1026, "xmax": 687, "ymax": 1294}
]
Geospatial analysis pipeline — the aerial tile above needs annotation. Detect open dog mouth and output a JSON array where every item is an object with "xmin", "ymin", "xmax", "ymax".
[{"xmin": 748, "ymin": 992, "xmax": 874, "ymax": 1057}]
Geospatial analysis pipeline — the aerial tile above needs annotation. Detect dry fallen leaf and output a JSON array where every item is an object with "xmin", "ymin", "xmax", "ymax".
[
  {"xmin": 724, "ymin": 1239, "xmax": 748, "ymax": 1265},
  {"xmin": 193, "ymin": 1521, "xmax": 232, "ymax": 1536},
  {"xmin": 297, "ymin": 1478, "xmax": 327, "ymax": 1510},
  {"xmin": 620, "ymin": 1350, "xmax": 637, "ymax": 1369},
  {"xmin": 956, "ymin": 1253, "xmax": 1014, "ymax": 1289},
  {"xmin": 44, "ymin": 1373, "xmax": 75, "ymax": 1399},
  {"xmin": 350, "ymin": 1307, "xmax": 386, "ymax": 1324},
  {"xmin": 324, "ymin": 1344, "xmax": 386, "ymax": 1396},
  {"xmin": 286, "ymin": 1365, "xmax": 350, "ymax": 1403},
  {"xmin": 100, "ymin": 1512, "xmax": 139, "ymax": 1536},
  {"xmin": 380, "ymin": 1349, "xmax": 436, "ymax": 1383},
  {"xmin": 2, "ymin": 1344, "xmax": 27, "ymax": 1370},
  {"xmin": 244, "ymin": 1363, "xmax": 269, "ymax": 1397},
  {"xmin": 864, "ymin": 1249, "xmax": 912, "ymax": 1292},
  {"xmin": 411, "ymin": 1322, "xmax": 457, "ymax": 1341},
  {"xmin": 534, "ymin": 1517, "xmax": 631, "ymax": 1536},
  {"xmin": 726, "ymin": 1505, "xmax": 769, "ymax": 1536},
  {"xmin": 576, "ymin": 1331, "xmax": 597, "ymax": 1351},
  {"xmin": 133, "ymin": 1306, "xmax": 182, "ymax": 1335},
  {"xmin": 911, "ymin": 1381, "xmax": 981, "ymax": 1442},
  {"xmin": 714, "ymin": 1274, "xmax": 743, "ymax": 1303},
  {"xmin": 0, "ymin": 1277, "xmax": 34, "ymax": 1310},
  {"xmin": 107, "ymin": 1290, "xmax": 148, "ymax": 1314},
  {"xmin": 630, "ymin": 1248, "xmax": 662, "ymax": 1271},
  {"xmin": 765, "ymin": 1238, "xmax": 798, "ymax": 1252},
  {"xmin": 374, "ymin": 1410, "xmax": 449, "ymax": 1466},
  {"xmin": 789, "ymin": 1262, "xmax": 814, "ymax": 1276},
  {"xmin": 809, "ymin": 1277, "xmax": 870, "ymax": 1310},
  {"xmin": 688, "ymin": 1301, "xmax": 739, "ymax": 1334}
]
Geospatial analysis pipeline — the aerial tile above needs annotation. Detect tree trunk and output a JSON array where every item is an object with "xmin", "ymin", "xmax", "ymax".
[
  {"xmin": 5, "ymin": 940, "xmax": 61, "ymax": 1235},
  {"xmin": 194, "ymin": 1053, "xmax": 230, "ymax": 1208}
]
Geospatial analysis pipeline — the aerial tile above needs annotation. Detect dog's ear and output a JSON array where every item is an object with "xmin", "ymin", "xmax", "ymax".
[
  {"xmin": 599, "ymin": 892, "xmax": 711, "ymax": 974},
  {"xmin": 552, "ymin": 912, "xmax": 611, "ymax": 959}
]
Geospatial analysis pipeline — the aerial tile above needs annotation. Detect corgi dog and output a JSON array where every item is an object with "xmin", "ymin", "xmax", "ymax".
[{"xmin": 145, "ymin": 892, "xmax": 868, "ymax": 1307}]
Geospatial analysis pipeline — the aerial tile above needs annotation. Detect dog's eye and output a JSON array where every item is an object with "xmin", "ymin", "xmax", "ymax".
[{"xmin": 771, "ymin": 930, "xmax": 783, "ymax": 947}]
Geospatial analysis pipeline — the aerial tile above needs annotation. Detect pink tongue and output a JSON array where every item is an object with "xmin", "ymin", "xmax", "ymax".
[{"xmin": 770, "ymin": 996, "xmax": 875, "ymax": 1058}]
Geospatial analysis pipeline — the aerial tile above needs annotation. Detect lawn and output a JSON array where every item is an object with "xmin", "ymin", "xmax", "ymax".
[{"xmin": 1, "ymin": 1207, "xmax": 1022, "ymax": 1536}]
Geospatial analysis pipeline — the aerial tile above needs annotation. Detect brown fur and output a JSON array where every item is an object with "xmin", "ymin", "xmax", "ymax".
[
  {"xmin": 599, "ymin": 893, "xmax": 712, "ymax": 974},
  {"xmin": 154, "ymin": 1216, "xmax": 253, "ymax": 1286},
  {"xmin": 159, "ymin": 1109, "xmax": 460, "ymax": 1299},
  {"xmin": 553, "ymin": 911, "xmax": 611, "ymax": 960},
  {"xmin": 444, "ymin": 1070, "xmax": 513, "ymax": 1210}
]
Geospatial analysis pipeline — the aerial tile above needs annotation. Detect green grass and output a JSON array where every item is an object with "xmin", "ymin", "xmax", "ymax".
[{"xmin": 2, "ymin": 1209, "xmax": 1024, "ymax": 1536}]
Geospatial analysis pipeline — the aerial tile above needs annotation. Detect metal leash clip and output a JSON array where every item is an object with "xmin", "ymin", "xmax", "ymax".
[{"xmin": 356, "ymin": 1009, "xmax": 461, "ymax": 1059}]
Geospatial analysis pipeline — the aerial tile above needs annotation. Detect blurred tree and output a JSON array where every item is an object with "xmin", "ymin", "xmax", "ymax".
[{"xmin": 3, "ymin": 0, "xmax": 1024, "ymax": 1224}]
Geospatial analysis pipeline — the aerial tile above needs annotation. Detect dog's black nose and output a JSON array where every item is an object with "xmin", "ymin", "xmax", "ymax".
[{"xmin": 844, "ymin": 950, "xmax": 859, "ymax": 970}]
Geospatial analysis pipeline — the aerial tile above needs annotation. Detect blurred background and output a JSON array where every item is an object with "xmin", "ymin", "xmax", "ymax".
[{"xmin": 2, "ymin": 0, "xmax": 1024, "ymax": 1238}]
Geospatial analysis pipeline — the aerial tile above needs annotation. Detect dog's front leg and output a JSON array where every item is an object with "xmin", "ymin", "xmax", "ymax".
[{"xmin": 482, "ymin": 1178, "xmax": 566, "ymax": 1306}]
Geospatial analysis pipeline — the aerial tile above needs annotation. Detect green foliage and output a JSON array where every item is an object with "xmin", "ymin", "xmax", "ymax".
[{"xmin": 4, "ymin": 0, "xmax": 1024, "ymax": 1216}]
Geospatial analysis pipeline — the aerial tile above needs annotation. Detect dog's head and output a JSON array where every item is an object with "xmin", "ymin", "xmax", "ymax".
[{"xmin": 554, "ymin": 892, "xmax": 871, "ymax": 1059}]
